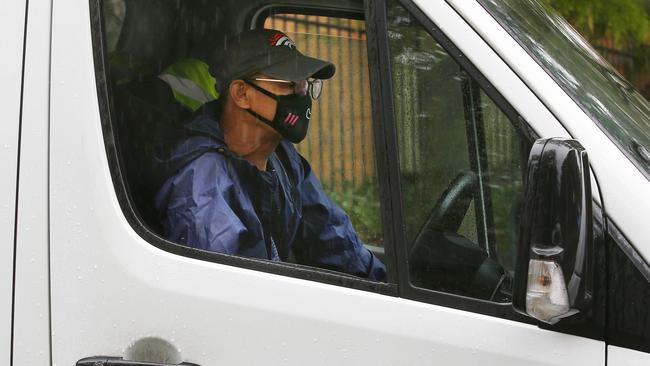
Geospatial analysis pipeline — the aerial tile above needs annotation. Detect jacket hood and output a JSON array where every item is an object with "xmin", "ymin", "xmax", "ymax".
[{"xmin": 157, "ymin": 101, "xmax": 227, "ymax": 179}]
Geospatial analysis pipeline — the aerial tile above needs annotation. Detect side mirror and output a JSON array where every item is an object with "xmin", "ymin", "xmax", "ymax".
[{"xmin": 513, "ymin": 138, "xmax": 593, "ymax": 324}]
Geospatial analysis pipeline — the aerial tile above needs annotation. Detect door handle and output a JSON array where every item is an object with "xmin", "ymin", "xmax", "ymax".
[{"xmin": 77, "ymin": 356, "xmax": 200, "ymax": 366}]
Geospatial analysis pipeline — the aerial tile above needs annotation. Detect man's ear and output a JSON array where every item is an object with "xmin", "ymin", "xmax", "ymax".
[{"xmin": 228, "ymin": 80, "xmax": 252, "ymax": 109}]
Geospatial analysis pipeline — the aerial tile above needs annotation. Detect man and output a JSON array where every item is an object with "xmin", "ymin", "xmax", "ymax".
[{"xmin": 155, "ymin": 29, "xmax": 386, "ymax": 281}]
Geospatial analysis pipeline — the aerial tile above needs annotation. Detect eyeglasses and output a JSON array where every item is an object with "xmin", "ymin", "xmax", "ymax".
[{"xmin": 249, "ymin": 77, "xmax": 323, "ymax": 100}]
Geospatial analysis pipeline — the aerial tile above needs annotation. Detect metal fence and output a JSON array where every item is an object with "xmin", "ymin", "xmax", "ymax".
[{"xmin": 264, "ymin": 15, "xmax": 377, "ymax": 191}]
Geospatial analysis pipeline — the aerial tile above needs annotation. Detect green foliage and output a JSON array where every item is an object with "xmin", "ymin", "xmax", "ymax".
[
  {"xmin": 327, "ymin": 180, "xmax": 383, "ymax": 244},
  {"xmin": 544, "ymin": 0, "xmax": 650, "ymax": 94},
  {"xmin": 543, "ymin": 0, "xmax": 650, "ymax": 46}
]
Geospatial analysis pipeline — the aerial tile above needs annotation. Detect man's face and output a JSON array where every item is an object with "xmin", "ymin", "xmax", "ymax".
[{"xmin": 247, "ymin": 73, "xmax": 295, "ymax": 123}]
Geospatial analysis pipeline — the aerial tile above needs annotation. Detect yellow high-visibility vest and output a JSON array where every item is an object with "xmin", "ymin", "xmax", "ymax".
[{"xmin": 158, "ymin": 58, "xmax": 219, "ymax": 111}]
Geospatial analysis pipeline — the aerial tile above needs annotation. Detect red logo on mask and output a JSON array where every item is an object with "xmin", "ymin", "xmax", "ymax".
[{"xmin": 284, "ymin": 113, "xmax": 299, "ymax": 126}]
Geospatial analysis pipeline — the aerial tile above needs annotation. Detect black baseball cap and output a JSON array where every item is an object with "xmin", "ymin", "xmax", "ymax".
[{"xmin": 209, "ymin": 29, "xmax": 336, "ymax": 93}]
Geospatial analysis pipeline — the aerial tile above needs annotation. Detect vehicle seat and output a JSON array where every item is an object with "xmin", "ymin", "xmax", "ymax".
[
  {"xmin": 112, "ymin": 77, "xmax": 190, "ymax": 234},
  {"xmin": 108, "ymin": 0, "xmax": 191, "ymax": 234},
  {"xmin": 108, "ymin": 0, "xmax": 225, "ymax": 235}
]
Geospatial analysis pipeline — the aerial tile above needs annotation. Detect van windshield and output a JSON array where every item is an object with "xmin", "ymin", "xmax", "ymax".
[{"xmin": 477, "ymin": 0, "xmax": 650, "ymax": 178}]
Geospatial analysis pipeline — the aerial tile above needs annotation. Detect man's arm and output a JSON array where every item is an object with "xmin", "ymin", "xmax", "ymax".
[
  {"xmin": 293, "ymin": 155, "xmax": 387, "ymax": 281},
  {"xmin": 156, "ymin": 152, "xmax": 247, "ymax": 254}
]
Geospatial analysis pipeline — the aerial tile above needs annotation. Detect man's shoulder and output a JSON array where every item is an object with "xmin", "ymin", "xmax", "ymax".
[
  {"xmin": 155, "ymin": 145, "xmax": 231, "ymax": 212},
  {"xmin": 176, "ymin": 147, "xmax": 229, "ymax": 177},
  {"xmin": 162, "ymin": 132, "xmax": 223, "ymax": 165}
]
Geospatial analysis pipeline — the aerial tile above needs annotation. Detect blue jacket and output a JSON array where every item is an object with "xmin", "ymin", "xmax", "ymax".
[{"xmin": 154, "ymin": 103, "xmax": 386, "ymax": 281}]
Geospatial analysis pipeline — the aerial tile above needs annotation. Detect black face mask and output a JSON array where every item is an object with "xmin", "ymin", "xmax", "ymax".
[{"xmin": 244, "ymin": 81, "xmax": 312, "ymax": 143}]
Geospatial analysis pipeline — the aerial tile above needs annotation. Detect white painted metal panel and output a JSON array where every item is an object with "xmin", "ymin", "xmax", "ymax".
[
  {"xmin": 609, "ymin": 346, "xmax": 650, "ymax": 365},
  {"xmin": 0, "ymin": 1, "xmax": 27, "ymax": 364},
  {"xmin": 48, "ymin": 0, "xmax": 604, "ymax": 365},
  {"xmin": 12, "ymin": 0, "xmax": 53, "ymax": 365},
  {"xmin": 446, "ymin": 0, "xmax": 650, "ymax": 263}
]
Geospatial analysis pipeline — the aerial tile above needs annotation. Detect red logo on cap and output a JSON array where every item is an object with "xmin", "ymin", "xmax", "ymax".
[{"xmin": 269, "ymin": 33, "xmax": 295, "ymax": 49}]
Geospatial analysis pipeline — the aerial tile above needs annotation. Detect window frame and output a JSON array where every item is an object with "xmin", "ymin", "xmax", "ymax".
[
  {"xmin": 251, "ymin": 5, "xmax": 365, "ymax": 29},
  {"xmin": 367, "ymin": 0, "xmax": 539, "ymax": 322},
  {"xmin": 369, "ymin": 0, "xmax": 607, "ymax": 341},
  {"xmin": 606, "ymin": 218, "xmax": 650, "ymax": 353},
  {"xmin": 88, "ymin": 0, "xmax": 397, "ymax": 296},
  {"xmin": 460, "ymin": 75, "xmax": 497, "ymax": 256},
  {"xmin": 252, "ymin": 7, "xmax": 400, "ymax": 281}
]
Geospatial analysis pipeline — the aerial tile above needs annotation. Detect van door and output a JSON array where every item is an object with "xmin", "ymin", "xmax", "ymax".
[
  {"xmin": 0, "ymin": 1, "xmax": 28, "ymax": 364},
  {"xmin": 49, "ymin": 1, "xmax": 404, "ymax": 365},
  {"xmin": 10, "ymin": 0, "xmax": 54, "ymax": 364},
  {"xmin": 50, "ymin": 0, "xmax": 605, "ymax": 365},
  {"xmin": 367, "ymin": 0, "xmax": 607, "ymax": 364}
]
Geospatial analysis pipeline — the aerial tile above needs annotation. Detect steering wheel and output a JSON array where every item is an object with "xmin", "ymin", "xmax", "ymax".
[
  {"xmin": 409, "ymin": 170, "xmax": 478, "ymax": 257},
  {"xmin": 408, "ymin": 170, "xmax": 513, "ymax": 302}
]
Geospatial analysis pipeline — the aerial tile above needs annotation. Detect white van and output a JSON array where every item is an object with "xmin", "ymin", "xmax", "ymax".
[{"xmin": 2, "ymin": 0, "xmax": 650, "ymax": 365}]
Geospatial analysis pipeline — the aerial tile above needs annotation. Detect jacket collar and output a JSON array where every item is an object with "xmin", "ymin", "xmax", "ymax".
[
  {"xmin": 183, "ymin": 100, "xmax": 227, "ymax": 148},
  {"xmin": 180, "ymin": 100, "xmax": 282, "ymax": 181}
]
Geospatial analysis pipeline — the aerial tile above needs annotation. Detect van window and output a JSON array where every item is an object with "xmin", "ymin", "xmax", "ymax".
[
  {"xmin": 387, "ymin": 0, "xmax": 527, "ymax": 302},
  {"xmin": 478, "ymin": 0, "xmax": 650, "ymax": 179},
  {"xmin": 103, "ymin": 0, "xmax": 125, "ymax": 53},
  {"xmin": 263, "ymin": 14, "xmax": 383, "ymax": 248},
  {"xmin": 96, "ymin": 0, "xmax": 391, "ymax": 287}
]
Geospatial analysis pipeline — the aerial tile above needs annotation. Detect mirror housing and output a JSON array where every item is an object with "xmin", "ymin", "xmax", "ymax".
[{"xmin": 513, "ymin": 138, "xmax": 593, "ymax": 324}]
